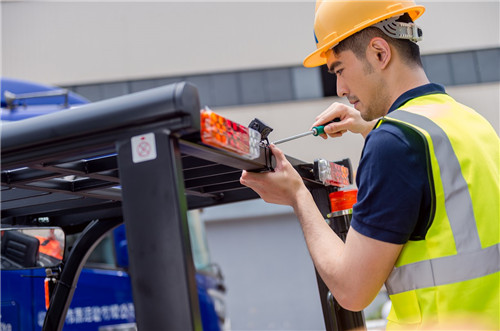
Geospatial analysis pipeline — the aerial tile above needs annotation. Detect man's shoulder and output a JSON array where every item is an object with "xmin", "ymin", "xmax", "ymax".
[
  {"xmin": 364, "ymin": 120, "xmax": 425, "ymax": 155},
  {"xmin": 354, "ymin": 119, "xmax": 432, "ymax": 245}
]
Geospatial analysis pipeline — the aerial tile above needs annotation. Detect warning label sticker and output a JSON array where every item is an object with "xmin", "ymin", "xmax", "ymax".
[{"xmin": 131, "ymin": 133, "xmax": 157, "ymax": 163}]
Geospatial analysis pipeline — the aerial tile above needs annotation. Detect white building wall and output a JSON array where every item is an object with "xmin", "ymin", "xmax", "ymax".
[
  {"xmin": 201, "ymin": 202, "xmax": 325, "ymax": 330},
  {"xmin": 1, "ymin": 1, "xmax": 314, "ymax": 85},
  {"xmin": 1, "ymin": 1, "xmax": 499, "ymax": 85}
]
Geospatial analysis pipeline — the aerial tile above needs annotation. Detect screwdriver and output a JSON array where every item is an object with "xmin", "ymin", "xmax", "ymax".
[{"xmin": 272, "ymin": 118, "xmax": 340, "ymax": 145}]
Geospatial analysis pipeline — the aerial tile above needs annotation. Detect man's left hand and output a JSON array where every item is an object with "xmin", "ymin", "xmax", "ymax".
[{"xmin": 240, "ymin": 144, "xmax": 308, "ymax": 208}]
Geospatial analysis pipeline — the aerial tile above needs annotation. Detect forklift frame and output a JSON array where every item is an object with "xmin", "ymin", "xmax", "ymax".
[{"xmin": 1, "ymin": 82, "xmax": 365, "ymax": 330}]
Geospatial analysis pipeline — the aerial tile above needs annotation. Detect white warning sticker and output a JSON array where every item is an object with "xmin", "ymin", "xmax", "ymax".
[{"xmin": 131, "ymin": 133, "xmax": 157, "ymax": 163}]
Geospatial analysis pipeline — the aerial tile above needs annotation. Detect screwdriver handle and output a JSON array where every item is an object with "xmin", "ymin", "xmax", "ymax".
[{"xmin": 311, "ymin": 118, "xmax": 340, "ymax": 136}]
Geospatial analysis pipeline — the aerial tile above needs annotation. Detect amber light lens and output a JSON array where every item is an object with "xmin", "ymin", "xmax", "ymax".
[
  {"xmin": 201, "ymin": 108, "xmax": 260, "ymax": 159},
  {"xmin": 317, "ymin": 159, "xmax": 350, "ymax": 187},
  {"xmin": 329, "ymin": 189, "xmax": 358, "ymax": 213},
  {"xmin": 44, "ymin": 278, "xmax": 50, "ymax": 310}
]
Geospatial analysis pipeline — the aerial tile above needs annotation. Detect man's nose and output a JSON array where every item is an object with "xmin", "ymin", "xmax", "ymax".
[{"xmin": 336, "ymin": 78, "xmax": 348, "ymax": 97}]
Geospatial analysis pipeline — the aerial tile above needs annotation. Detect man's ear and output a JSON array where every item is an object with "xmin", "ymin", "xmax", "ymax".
[{"xmin": 368, "ymin": 37, "xmax": 391, "ymax": 70}]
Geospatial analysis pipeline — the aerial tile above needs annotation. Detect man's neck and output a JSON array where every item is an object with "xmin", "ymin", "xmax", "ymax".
[{"xmin": 386, "ymin": 65, "xmax": 430, "ymax": 108}]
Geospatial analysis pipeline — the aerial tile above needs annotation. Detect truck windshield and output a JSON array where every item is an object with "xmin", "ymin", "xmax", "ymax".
[{"xmin": 187, "ymin": 210, "xmax": 211, "ymax": 271}]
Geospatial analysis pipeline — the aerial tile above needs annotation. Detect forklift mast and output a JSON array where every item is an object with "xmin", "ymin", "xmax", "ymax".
[{"xmin": 1, "ymin": 82, "xmax": 365, "ymax": 330}]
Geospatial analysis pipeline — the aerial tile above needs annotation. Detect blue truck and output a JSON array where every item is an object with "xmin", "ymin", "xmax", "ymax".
[{"xmin": 1, "ymin": 77, "xmax": 227, "ymax": 331}]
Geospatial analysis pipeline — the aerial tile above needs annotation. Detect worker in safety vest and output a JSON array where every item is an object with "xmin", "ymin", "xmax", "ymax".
[
  {"xmin": 240, "ymin": 1, "xmax": 499, "ymax": 329},
  {"xmin": 36, "ymin": 229, "xmax": 63, "ymax": 260}
]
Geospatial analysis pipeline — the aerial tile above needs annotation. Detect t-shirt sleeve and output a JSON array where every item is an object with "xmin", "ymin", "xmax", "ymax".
[{"xmin": 350, "ymin": 124, "xmax": 428, "ymax": 244}]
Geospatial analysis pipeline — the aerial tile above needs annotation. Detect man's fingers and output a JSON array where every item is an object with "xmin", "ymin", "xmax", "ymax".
[
  {"xmin": 269, "ymin": 144, "xmax": 287, "ymax": 164},
  {"xmin": 328, "ymin": 130, "xmax": 347, "ymax": 138},
  {"xmin": 323, "ymin": 120, "xmax": 349, "ymax": 137},
  {"xmin": 313, "ymin": 102, "xmax": 350, "ymax": 128},
  {"xmin": 240, "ymin": 169, "xmax": 260, "ymax": 184},
  {"xmin": 314, "ymin": 102, "xmax": 343, "ymax": 122},
  {"xmin": 240, "ymin": 170, "xmax": 263, "ymax": 191}
]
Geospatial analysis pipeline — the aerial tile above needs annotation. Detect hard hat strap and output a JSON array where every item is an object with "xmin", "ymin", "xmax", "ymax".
[{"xmin": 373, "ymin": 16, "xmax": 423, "ymax": 43}]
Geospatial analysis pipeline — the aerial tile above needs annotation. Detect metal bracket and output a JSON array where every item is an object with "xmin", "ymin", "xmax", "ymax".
[
  {"xmin": 249, "ymin": 118, "xmax": 274, "ymax": 146},
  {"xmin": 4, "ymin": 89, "xmax": 69, "ymax": 110}
]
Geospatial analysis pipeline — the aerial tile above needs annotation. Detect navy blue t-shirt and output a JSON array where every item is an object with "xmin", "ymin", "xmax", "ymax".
[{"xmin": 350, "ymin": 83, "xmax": 446, "ymax": 245}]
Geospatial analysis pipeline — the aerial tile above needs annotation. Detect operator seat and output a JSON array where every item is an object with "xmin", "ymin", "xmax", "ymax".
[{"xmin": 1, "ymin": 230, "xmax": 40, "ymax": 268}]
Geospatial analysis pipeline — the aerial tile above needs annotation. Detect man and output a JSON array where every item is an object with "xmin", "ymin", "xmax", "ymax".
[
  {"xmin": 240, "ymin": 0, "xmax": 499, "ymax": 329},
  {"xmin": 36, "ymin": 229, "xmax": 63, "ymax": 260}
]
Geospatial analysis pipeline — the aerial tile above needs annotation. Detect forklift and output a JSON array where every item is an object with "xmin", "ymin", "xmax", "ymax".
[{"xmin": 1, "ymin": 82, "xmax": 365, "ymax": 330}]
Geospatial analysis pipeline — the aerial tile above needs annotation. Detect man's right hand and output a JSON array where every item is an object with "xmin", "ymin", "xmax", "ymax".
[{"xmin": 311, "ymin": 102, "xmax": 378, "ymax": 139}]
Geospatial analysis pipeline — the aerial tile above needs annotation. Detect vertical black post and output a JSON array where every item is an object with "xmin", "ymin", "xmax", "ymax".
[
  {"xmin": 310, "ymin": 187, "xmax": 366, "ymax": 331},
  {"xmin": 116, "ymin": 129, "xmax": 201, "ymax": 331}
]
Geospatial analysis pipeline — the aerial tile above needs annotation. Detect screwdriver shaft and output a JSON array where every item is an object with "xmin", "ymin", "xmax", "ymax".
[
  {"xmin": 273, "ymin": 130, "xmax": 313, "ymax": 145},
  {"xmin": 272, "ymin": 119, "xmax": 339, "ymax": 145}
]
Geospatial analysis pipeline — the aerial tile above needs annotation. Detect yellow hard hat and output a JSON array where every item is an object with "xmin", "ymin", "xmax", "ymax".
[{"xmin": 303, "ymin": 0, "xmax": 425, "ymax": 68}]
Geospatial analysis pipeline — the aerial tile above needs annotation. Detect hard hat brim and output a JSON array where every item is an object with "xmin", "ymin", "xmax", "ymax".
[{"xmin": 303, "ymin": 5, "xmax": 425, "ymax": 68}]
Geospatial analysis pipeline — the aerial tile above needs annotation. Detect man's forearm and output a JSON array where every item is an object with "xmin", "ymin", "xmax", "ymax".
[
  {"xmin": 240, "ymin": 145, "xmax": 397, "ymax": 311},
  {"xmin": 292, "ymin": 189, "xmax": 346, "ymax": 298},
  {"xmin": 291, "ymin": 188, "xmax": 399, "ymax": 312}
]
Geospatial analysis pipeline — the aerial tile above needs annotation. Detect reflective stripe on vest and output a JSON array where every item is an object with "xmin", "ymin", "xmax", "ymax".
[
  {"xmin": 383, "ymin": 110, "xmax": 500, "ymax": 295},
  {"xmin": 386, "ymin": 242, "xmax": 500, "ymax": 295}
]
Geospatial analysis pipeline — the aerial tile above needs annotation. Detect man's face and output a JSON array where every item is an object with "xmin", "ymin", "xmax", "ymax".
[{"xmin": 325, "ymin": 48, "xmax": 389, "ymax": 121}]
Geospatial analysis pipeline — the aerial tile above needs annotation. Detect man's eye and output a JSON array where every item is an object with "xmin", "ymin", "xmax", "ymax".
[{"xmin": 335, "ymin": 69, "xmax": 343, "ymax": 76}]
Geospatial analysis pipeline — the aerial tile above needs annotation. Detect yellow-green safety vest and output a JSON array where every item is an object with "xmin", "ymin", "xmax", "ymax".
[{"xmin": 375, "ymin": 93, "xmax": 499, "ymax": 329}]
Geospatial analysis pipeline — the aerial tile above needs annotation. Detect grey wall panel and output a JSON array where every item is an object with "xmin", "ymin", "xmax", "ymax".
[
  {"xmin": 292, "ymin": 67, "xmax": 323, "ymax": 100},
  {"xmin": 212, "ymin": 73, "xmax": 241, "ymax": 107},
  {"xmin": 240, "ymin": 71, "xmax": 267, "ymax": 105},
  {"xmin": 68, "ymin": 48, "xmax": 499, "ymax": 108},
  {"xmin": 449, "ymin": 51, "xmax": 479, "ymax": 85},
  {"xmin": 101, "ymin": 82, "xmax": 130, "ymax": 100},
  {"xmin": 130, "ymin": 79, "xmax": 159, "ymax": 93},
  {"xmin": 476, "ymin": 48, "xmax": 500, "ymax": 83},
  {"xmin": 265, "ymin": 68, "xmax": 294, "ymax": 103},
  {"xmin": 73, "ymin": 85, "xmax": 103, "ymax": 102},
  {"xmin": 423, "ymin": 54, "xmax": 454, "ymax": 86},
  {"xmin": 129, "ymin": 78, "xmax": 177, "ymax": 93},
  {"xmin": 186, "ymin": 75, "xmax": 214, "ymax": 107}
]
